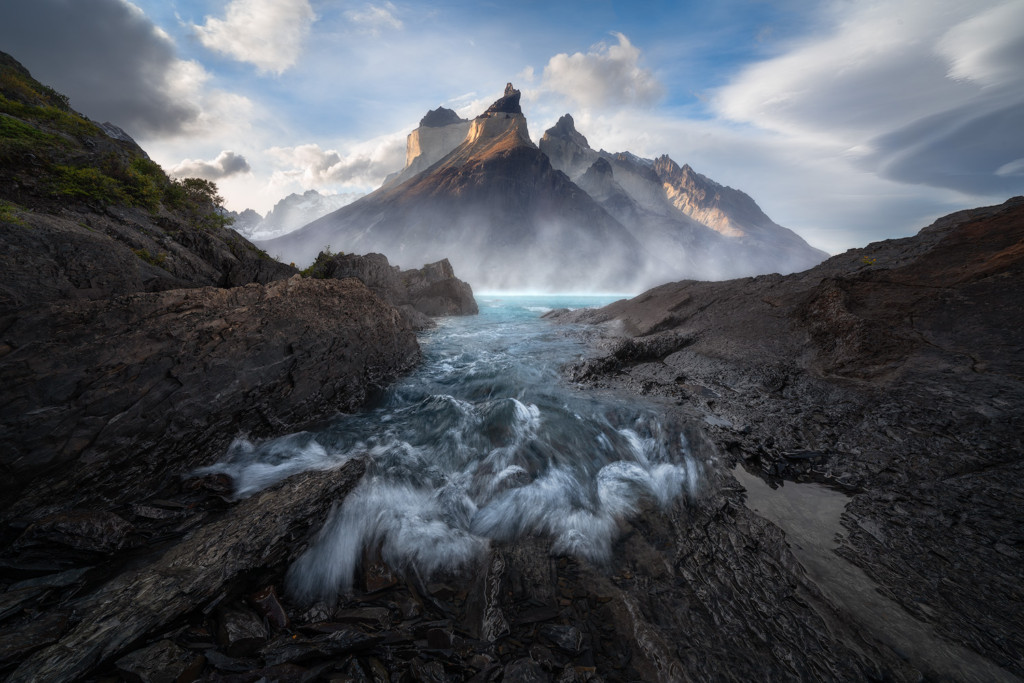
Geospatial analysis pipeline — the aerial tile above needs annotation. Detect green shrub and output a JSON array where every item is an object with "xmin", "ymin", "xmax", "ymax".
[
  {"xmin": 0, "ymin": 200, "xmax": 26, "ymax": 226},
  {"xmin": 132, "ymin": 248, "xmax": 168, "ymax": 269},
  {"xmin": 51, "ymin": 165, "xmax": 127, "ymax": 204}
]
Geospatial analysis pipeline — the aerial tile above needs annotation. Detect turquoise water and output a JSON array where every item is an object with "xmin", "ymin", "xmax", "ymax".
[{"xmin": 200, "ymin": 295, "xmax": 701, "ymax": 600}]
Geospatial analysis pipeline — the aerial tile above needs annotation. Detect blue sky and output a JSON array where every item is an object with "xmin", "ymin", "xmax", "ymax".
[{"xmin": 2, "ymin": 0, "xmax": 1023, "ymax": 253}]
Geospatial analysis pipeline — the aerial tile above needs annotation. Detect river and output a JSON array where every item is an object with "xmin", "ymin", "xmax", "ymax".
[{"xmin": 197, "ymin": 295, "xmax": 703, "ymax": 601}]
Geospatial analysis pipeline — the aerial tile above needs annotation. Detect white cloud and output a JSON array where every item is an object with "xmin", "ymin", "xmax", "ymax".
[
  {"xmin": 193, "ymin": 0, "xmax": 316, "ymax": 74},
  {"xmin": 345, "ymin": 2, "xmax": 403, "ymax": 35},
  {"xmin": 267, "ymin": 134, "xmax": 406, "ymax": 191},
  {"xmin": 541, "ymin": 32, "xmax": 662, "ymax": 110},
  {"xmin": 170, "ymin": 150, "xmax": 251, "ymax": 179},
  {"xmin": 712, "ymin": 0, "xmax": 1024, "ymax": 196},
  {"xmin": 937, "ymin": 1, "xmax": 1024, "ymax": 87}
]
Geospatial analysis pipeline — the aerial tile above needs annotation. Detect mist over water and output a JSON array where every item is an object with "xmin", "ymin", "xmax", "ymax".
[{"xmin": 198, "ymin": 295, "xmax": 703, "ymax": 602}]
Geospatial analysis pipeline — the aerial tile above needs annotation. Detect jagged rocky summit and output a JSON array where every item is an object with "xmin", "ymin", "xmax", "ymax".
[{"xmin": 261, "ymin": 85, "xmax": 826, "ymax": 290}]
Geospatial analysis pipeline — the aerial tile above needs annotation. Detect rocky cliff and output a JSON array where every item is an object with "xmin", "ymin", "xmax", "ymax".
[
  {"xmin": 304, "ymin": 250, "xmax": 478, "ymax": 328},
  {"xmin": 0, "ymin": 54, "xmax": 295, "ymax": 310},
  {"xmin": 546, "ymin": 197, "xmax": 1024, "ymax": 680},
  {"xmin": 0, "ymin": 55, "xmax": 428, "ymax": 679}
]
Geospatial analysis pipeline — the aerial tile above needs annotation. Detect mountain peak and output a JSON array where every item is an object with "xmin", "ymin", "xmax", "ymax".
[
  {"xmin": 544, "ymin": 114, "xmax": 590, "ymax": 150},
  {"xmin": 480, "ymin": 82, "xmax": 522, "ymax": 117},
  {"xmin": 419, "ymin": 107, "xmax": 466, "ymax": 128}
]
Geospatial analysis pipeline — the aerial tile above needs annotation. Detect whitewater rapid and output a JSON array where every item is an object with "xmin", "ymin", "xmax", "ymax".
[{"xmin": 197, "ymin": 295, "xmax": 703, "ymax": 601}]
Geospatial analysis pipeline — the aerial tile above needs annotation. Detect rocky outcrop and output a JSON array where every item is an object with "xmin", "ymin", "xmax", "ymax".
[
  {"xmin": 419, "ymin": 106, "xmax": 465, "ymax": 128},
  {"xmin": 481, "ymin": 82, "xmax": 522, "ymax": 116},
  {"xmin": 0, "ymin": 275, "xmax": 420, "ymax": 512},
  {"xmin": 305, "ymin": 251, "xmax": 478, "ymax": 328},
  {"xmin": 547, "ymin": 197, "xmax": 1024, "ymax": 679},
  {"xmin": 0, "ymin": 52, "xmax": 296, "ymax": 312}
]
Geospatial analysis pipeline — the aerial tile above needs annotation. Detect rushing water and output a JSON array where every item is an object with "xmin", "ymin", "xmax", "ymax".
[{"xmin": 198, "ymin": 295, "xmax": 702, "ymax": 601}]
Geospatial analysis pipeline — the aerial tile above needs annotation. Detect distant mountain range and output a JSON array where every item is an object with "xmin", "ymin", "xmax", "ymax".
[
  {"xmin": 228, "ymin": 189, "xmax": 362, "ymax": 242},
  {"xmin": 260, "ymin": 84, "xmax": 827, "ymax": 291}
]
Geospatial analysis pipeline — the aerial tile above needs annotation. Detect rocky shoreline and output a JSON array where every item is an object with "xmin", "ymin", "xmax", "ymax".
[
  {"xmin": 3, "ymin": 48, "xmax": 1021, "ymax": 681},
  {"xmin": 545, "ymin": 196, "xmax": 1024, "ymax": 680}
]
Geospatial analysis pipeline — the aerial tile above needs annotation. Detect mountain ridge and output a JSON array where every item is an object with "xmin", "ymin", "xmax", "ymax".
[{"xmin": 263, "ymin": 85, "xmax": 826, "ymax": 289}]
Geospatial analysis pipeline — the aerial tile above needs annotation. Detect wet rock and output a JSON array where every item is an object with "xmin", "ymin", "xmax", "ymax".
[
  {"xmin": 0, "ymin": 276, "xmax": 418, "ymax": 514},
  {"xmin": 408, "ymin": 658, "xmax": 448, "ymax": 682},
  {"xmin": 503, "ymin": 657, "xmax": 549, "ymax": 682},
  {"xmin": 540, "ymin": 625, "xmax": 583, "ymax": 655},
  {"xmin": 335, "ymin": 607, "xmax": 392, "ymax": 630},
  {"xmin": 250, "ymin": 585, "xmax": 289, "ymax": 629},
  {"xmin": 218, "ymin": 606, "xmax": 267, "ymax": 656},
  {"xmin": 550, "ymin": 197, "xmax": 1024, "ymax": 680},
  {"xmin": 9, "ymin": 458, "xmax": 366, "ymax": 682},
  {"xmin": 14, "ymin": 510, "xmax": 132, "ymax": 553},
  {"xmin": 0, "ymin": 611, "xmax": 70, "ymax": 666},
  {"xmin": 114, "ymin": 639, "xmax": 204, "ymax": 683},
  {"xmin": 362, "ymin": 562, "xmax": 399, "ymax": 593}
]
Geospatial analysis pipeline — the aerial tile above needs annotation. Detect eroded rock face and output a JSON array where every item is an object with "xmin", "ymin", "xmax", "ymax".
[
  {"xmin": 0, "ymin": 275, "xmax": 420, "ymax": 512},
  {"xmin": 304, "ymin": 251, "xmax": 478, "ymax": 328},
  {"xmin": 547, "ymin": 197, "xmax": 1024, "ymax": 679}
]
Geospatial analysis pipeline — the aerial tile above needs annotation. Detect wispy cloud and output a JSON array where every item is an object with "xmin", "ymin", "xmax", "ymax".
[
  {"xmin": 193, "ymin": 0, "xmax": 316, "ymax": 74},
  {"xmin": 171, "ymin": 150, "xmax": 251, "ymax": 179},
  {"xmin": 345, "ymin": 2, "xmax": 403, "ymax": 35},
  {"xmin": 541, "ymin": 32, "xmax": 662, "ymax": 110},
  {"xmin": 713, "ymin": 0, "xmax": 1024, "ymax": 196}
]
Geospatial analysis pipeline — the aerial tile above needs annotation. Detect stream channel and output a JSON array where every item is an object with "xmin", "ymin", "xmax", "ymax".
[{"xmin": 199, "ymin": 295, "xmax": 702, "ymax": 602}]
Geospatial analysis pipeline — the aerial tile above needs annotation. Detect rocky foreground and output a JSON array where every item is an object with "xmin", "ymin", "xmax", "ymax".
[
  {"xmin": 3, "ymin": 48, "xmax": 1021, "ymax": 681},
  {"xmin": 546, "ymin": 196, "xmax": 1024, "ymax": 681}
]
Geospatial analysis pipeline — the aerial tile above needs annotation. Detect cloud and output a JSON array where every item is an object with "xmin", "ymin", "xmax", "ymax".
[
  {"xmin": 541, "ymin": 32, "xmax": 663, "ymax": 110},
  {"xmin": 267, "ymin": 135, "xmax": 406, "ymax": 190},
  {"xmin": 345, "ymin": 2, "xmax": 403, "ymax": 35},
  {"xmin": 193, "ymin": 0, "xmax": 316, "ymax": 74},
  {"xmin": 170, "ymin": 150, "xmax": 251, "ymax": 179},
  {"xmin": 0, "ymin": 0, "xmax": 208, "ymax": 137},
  {"xmin": 712, "ymin": 0, "xmax": 1024, "ymax": 196}
]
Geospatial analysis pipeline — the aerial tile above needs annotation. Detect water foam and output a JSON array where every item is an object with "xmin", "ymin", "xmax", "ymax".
[{"xmin": 202, "ymin": 295, "xmax": 704, "ymax": 601}]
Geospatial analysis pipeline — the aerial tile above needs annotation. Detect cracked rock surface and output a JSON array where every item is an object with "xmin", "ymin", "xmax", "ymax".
[{"xmin": 546, "ymin": 197, "xmax": 1024, "ymax": 680}]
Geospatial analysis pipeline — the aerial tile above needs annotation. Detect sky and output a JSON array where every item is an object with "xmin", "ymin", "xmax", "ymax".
[{"xmin": 1, "ymin": 0, "xmax": 1022, "ymax": 254}]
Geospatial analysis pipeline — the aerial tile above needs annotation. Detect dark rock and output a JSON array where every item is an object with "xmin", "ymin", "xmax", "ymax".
[
  {"xmin": 363, "ymin": 562, "xmax": 399, "ymax": 593},
  {"xmin": 426, "ymin": 627, "xmax": 452, "ymax": 649},
  {"xmin": 0, "ymin": 276, "xmax": 419, "ymax": 513},
  {"xmin": 503, "ymin": 657, "xmax": 549, "ymax": 682},
  {"xmin": 13, "ymin": 510, "xmax": 132, "ymax": 553},
  {"xmin": 481, "ymin": 82, "xmax": 522, "ymax": 116},
  {"xmin": 0, "ymin": 611, "xmax": 70, "ymax": 666},
  {"xmin": 549, "ymin": 197, "xmax": 1024, "ymax": 680},
  {"xmin": 540, "ymin": 625, "xmax": 583, "ymax": 655},
  {"xmin": 8, "ymin": 458, "xmax": 366, "ymax": 682},
  {"xmin": 420, "ymin": 107, "xmax": 467, "ymax": 128},
  {"xmin": 218, "ymin": 606, "xmax": 267, "ymax": 656},
  {"xmin": 114, "ymin": 639, "xmax": 205, "ymax": 683},
  {"xmin": 335, "ymin": 607, "xmax": 392, "ymax": 630},
  {"xmin": 250, "ymin": 585, "xmax": 289, "ymax": 629},
  {"xmin": 305, "ymin": 251, "xmax": 478, "ymax": 327}
]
